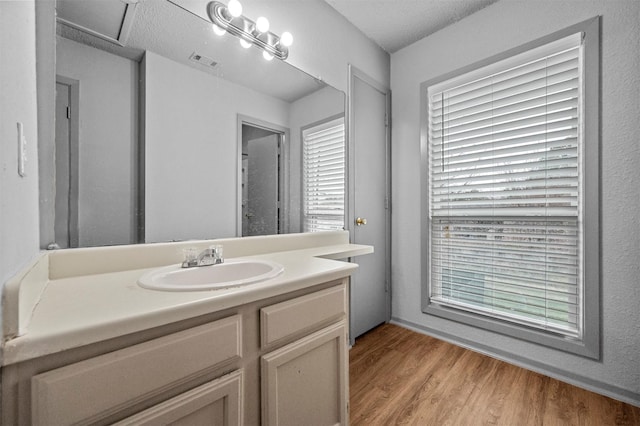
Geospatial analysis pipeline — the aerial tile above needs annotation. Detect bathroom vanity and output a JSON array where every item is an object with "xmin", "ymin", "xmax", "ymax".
[{"xmin": 1, "ymin": 231, "xmax": 372, "ymax": 425}]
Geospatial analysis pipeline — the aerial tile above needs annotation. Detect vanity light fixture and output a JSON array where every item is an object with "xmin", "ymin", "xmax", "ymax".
[{"xmin": 207, "ymin": 0, "xmax": 293, "ymax": 60}]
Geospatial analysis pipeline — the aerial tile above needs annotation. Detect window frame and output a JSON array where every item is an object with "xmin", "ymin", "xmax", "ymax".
[{"xmin": 420, "ymin": 17, "xmax": 600, "ymax": 359}]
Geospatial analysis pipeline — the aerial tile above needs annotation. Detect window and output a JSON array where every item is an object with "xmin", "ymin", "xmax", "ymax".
[
  {"xmin": 302, "ymin": 117, "xmax": 346, "ymax": 232},
  {"xmin": 421, "ymin": 20, "xmax": 600, "ymax": 358}
]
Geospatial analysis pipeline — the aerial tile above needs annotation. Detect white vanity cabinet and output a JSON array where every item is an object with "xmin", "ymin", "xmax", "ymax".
[
  {"xmin": 1, "ymin": 279, "xmax": 350, "ymax": 426},
  {"xmin": 260, "ymin": 285, "xmax": 349, "ymax": 426}
]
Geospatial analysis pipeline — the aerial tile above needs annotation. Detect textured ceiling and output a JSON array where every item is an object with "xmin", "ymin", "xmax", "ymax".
[
  {"xmin": 325, "ymin": 0, "xmax": 499, "ymax": 53},
  {"xmin": 57, "ymin": 0, "xmax": 501, "ymax": 97}
]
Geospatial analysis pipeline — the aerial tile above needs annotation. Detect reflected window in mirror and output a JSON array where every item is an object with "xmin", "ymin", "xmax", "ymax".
[{"xmin": 302, "ymin": 116, "xmax": 346, "ymax": 232}]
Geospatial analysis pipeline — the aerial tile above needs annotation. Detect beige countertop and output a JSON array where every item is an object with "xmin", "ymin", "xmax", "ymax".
[{"xmin": 2, "ymin": 232, "xmax": 372, "ymax": 366}]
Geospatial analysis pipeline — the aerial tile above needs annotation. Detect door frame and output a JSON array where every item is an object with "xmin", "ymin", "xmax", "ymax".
[
  {"xmin": 236, "ymin": 115, "xmax": 290, "ymax": 236},
  {"xmin": 346, "ymin": 65, "xmax": 392, "ymax": 334}
]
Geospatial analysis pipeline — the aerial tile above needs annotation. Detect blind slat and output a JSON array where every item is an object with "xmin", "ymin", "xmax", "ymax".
[
  {"xmin": 433, "ymin": 98, "xmax": 578, "ymax": 139},
  {"xmin": 431, "ymin": 118, "xmax": 578, "ymax": 152},
  {"xmin": 432, "ymin": 78, "xmax": 580, "ymax": 124},
  {"xmin": 431, "ymin": 63, "xmax": 579, "ymax": 114}
]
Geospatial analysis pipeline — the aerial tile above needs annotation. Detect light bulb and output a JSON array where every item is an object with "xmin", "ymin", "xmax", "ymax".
[
  {"xmin": 240, "ymin": 38, "xmax": 252, "ymax": 49},
  {"xmin": 227, "ymin": 0, "xmax": 242, "ymax": 18},
  {"xmin": 256, "ymin": 17, "xmax": 270, "ymax": 33},
  {"xmin": 263, "ymin": 50, "xmax": 274, "ymax": 61},
  {"xmin": 280, "ymin": 31, "xmax": 293, "ymax": 47},
  {"xmin": 212, "ymin": 24, "xmax": 226, "ymax": 36}
]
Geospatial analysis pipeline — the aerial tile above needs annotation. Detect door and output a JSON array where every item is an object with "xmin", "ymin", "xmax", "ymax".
[
  {"xmin": 54, "ymin": 81, "xmax": 81, "ymax": 248},
  {"xmin": 54, "ymin": 82, "xmax": 71, "ymax": 248},
  {"xmin": 52, "ymin": 77, "xmax": 79, "ymax": 249},
  {"xmin": 349, "ymin": 67, "xmax": 390, "ymax": 341},
  {"xmin": 245, "ymin": 134, "xmax": 280, "ymax": 236}
]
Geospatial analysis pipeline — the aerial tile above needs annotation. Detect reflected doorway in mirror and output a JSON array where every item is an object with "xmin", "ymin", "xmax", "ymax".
[{"xmin": 240, "ymin": 120, "xmax": 287, "ymax": 237}]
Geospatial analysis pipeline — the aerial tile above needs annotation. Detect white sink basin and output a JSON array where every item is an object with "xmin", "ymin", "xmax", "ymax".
[{"xmin": 138, "ymin": 259, "xmax": 284, "ymax": 291}]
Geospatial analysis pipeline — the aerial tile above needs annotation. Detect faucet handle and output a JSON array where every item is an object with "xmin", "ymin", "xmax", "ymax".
[
  {"xmin": 182, "ymin": 248, "xmax": 199, "ymax": 268},
  {"xmin": 210, "ymin": 244, "xmax": 224, "ymax": 264}
]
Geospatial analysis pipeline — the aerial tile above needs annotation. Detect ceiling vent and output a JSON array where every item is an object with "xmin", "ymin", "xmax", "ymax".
[{"xmin": 189, "ymin": 52, "xmax": 218, "ymax": 69}]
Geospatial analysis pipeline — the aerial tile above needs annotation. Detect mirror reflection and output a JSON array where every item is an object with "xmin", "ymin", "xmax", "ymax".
[
  {"xmin": 241, "ymin": 122, "xmax": 285, "ymax": 237},
  {"xmin": 43, "ymin": 0, "xmax": 345, "ymax": 249}
]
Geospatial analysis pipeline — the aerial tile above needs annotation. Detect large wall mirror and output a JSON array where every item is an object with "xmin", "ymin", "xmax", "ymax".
[{"xmin": 40, "ymin": 0, "xmax": 345, "ymax": 249}]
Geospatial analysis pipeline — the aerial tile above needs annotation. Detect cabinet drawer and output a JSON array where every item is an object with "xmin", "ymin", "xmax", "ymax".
[
  {"xmin": 31, "ymin": 315, "xmax": 242, "ymax": 425},
  {"xmin": 261, "ymin": 283, "xmax": 346, "ymax": 348}
]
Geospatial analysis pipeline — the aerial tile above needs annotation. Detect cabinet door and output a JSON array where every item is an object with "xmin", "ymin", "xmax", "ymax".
[
  {"xmin": 261, "ymin": 322, "xmax": 348, "ymax": 426},
  {"xmin": 115, "ymin": 370, "xmax": 243, "ymax": 426}
]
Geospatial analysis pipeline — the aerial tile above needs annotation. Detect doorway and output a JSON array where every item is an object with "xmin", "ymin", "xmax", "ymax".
[
  {"xmin": 347, "ymin": 66, "xmax": 391, "ymax": 342},
  {"xmin": 238, "ymin": 117, "xmax": 289, "ymax": 236}
]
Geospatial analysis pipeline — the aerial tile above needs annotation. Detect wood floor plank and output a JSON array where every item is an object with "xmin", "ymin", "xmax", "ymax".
[
  {"xmin": 350, "ymin": 324, "xmax": 640, "ymax": 426},
  {"xmin": 457, "ymin": 356, "xmax": 509, "ymax": 425}
]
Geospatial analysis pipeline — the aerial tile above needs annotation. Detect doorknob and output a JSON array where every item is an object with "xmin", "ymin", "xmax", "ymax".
[{"xmin": 355, "ymin": 217, "xmax": 367, "ymax": 226}]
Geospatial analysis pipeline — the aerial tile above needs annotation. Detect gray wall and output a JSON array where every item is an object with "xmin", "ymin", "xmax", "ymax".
[
  {"xmin": 36, "ymin": 0, "xmax": 56, "ymax": 249},
  {"xmin": 238, "ymin": 0, "xmax": 390, "ymax": 94},
  {"xmin": 143, "ymin": 51, "xmax": 290, "ymax": 242},
  {"xmin": 0, "ymin": 1, "xmax": 41, "ymax": 336},
  {"xmin": 56, "ymin": 37, "xmax": 138, "ymax": 247},
  {"xmin": 391, "ymin": 0, "xmax": 640, "ymax": 405}
]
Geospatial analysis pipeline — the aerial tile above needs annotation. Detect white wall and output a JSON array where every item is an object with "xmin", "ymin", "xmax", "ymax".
[
  {"xmin": 0, "ymin": 1, "xmax": 40, "ymax": 333},
  {"xmin": 391, "ymin": 0, "xmax": 640, "ymax": 405},
  {"xmin": 143, "ymin": 51, "xmax": 291, "ymax": 242},
  {"xmin": 56, "ymin": 37, "xmax": 138, "ymax": 247},
  {"xmin": 288, "ymin": 86, "xmax": 346, "ymax": 232}
]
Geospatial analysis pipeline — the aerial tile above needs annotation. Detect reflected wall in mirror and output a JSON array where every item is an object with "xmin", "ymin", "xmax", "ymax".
[{"xmin": 40, "ymin": 0, "xmax": 345, "ymax": 249}]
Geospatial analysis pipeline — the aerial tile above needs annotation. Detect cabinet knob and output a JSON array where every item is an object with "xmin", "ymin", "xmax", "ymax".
[{"xmin": 355, "ymin": 217, "xmax": 367, "ymax": 226}]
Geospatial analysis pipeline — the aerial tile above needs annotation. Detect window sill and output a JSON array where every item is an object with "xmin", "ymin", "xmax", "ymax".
[{"xmin": 422, "ymin": 301, "xmax": 599, "ymax": 359}]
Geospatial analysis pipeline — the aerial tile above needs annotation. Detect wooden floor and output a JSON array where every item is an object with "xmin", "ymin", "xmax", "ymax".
[{"xmin": 350, "ymin": 324, "xmax": 640, "ymax": 426}]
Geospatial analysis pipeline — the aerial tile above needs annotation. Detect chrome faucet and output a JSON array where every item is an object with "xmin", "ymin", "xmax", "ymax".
[{"xmin": 182, "ymin": 245, "xmax": 224, "ymax": 268}]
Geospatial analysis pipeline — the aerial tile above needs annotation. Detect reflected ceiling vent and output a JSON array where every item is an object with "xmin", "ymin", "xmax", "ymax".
[{"xmin": 189, "ymin": 52, "xmax": 218, "ymax": 68}]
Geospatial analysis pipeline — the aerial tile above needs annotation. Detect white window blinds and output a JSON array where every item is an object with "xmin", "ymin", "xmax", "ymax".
[
  {"xmin": 427, "ymin": 33, "xmax": 584, "ymax": 337},
  {"xmin": 303, "ymin": 117, "xmax": 346, "ymax": 232}
]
